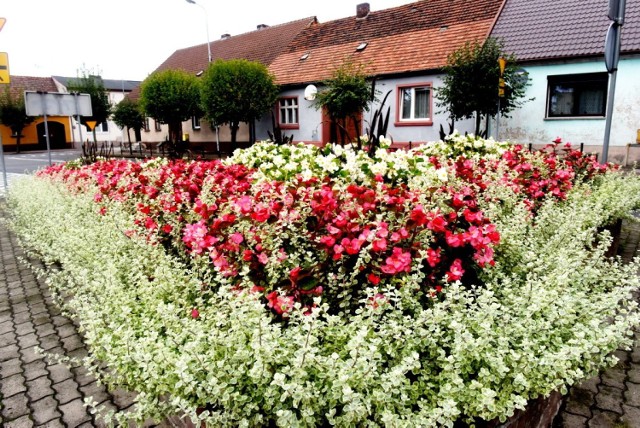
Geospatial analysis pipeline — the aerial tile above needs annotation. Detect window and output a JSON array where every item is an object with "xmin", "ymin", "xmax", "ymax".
[
  {"xmin": 154, "ymin": 119, "xmax": 162, "ymax": 132},
  {"xmin": 144, "ymin": 117, "xmax": 150, "ymax": 132},
  {"xmin": 278, "ymin": 97, "xmax": 299, "ymax": 129},
  {"xmin": 396, "ymin": 83, "xmax": 432, "ymax": 125},
  {"xmin": 192, "ymin": 116, "xmax": 201, "ymax": 130},
  {"xmin": 547, "ymin": 73, "xmax": 608, "ymax": 118},
  {"xmin": 100, "ymin": 121, "xmax": 108, "ymax": 132}
]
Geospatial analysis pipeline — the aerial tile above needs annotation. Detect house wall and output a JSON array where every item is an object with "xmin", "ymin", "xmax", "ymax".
[
  {"xmin": 1, "ymin": 117, "xmax": 72, "ymax": 151},
  {"xmin": 256, "ymin": 74, "xmax": 477, "ymax": 147},
  {"xmin": 499, "ymin": 57, "xmax": 640, "ymax": 163}
]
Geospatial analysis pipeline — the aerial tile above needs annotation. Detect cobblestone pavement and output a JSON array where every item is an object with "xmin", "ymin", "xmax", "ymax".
[
  {"xmin": 0, "ymin": 204, "xmax": 191, "ymax": 427},
  {"xmin": 554, "ymin": 217, "xmax": 640, "ymax": 428},
  {"xmin": 2, "ymin": 201, "xmax": 640, "ymax": 428}
]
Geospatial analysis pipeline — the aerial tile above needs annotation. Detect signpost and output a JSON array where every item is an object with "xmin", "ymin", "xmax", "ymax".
[
  {"xmin": 0, "ymin": 52, "xmax": 9, "ymax": 84},
  {"xmin": 602, "ymin": 0, "xmax": 626, "ymax": 163},
  {"xmin": 496, "ymin": 57, "xmax": 506, "ymax": 140},
  {"xmin": 24, "ymin": 91, "xmax": 92, "ymax": 166}
]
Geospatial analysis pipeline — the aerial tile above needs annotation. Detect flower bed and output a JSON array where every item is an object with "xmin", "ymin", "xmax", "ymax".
[{"xmin": 7, "ymin": 135, "xmax": 640, "ymax": 426}]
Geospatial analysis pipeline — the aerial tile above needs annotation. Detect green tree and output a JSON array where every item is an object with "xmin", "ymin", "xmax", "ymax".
[
  {"xmin": 66, "ymin": 73, "xmax": 112, "ymax": 142},
  {"xmin": 314, "ymin": 60, "xmax": 373, "ymax": 147},
  {"xmin": 139, "ymin": 69, "xmax": 201, "ymax": 144},
  {"xmin": 200, "ymin": 59, "xmax": 279, "ymax": 149},
  {"xmin": 112, "ymin": 98, "xmax": 145, "ymax": 145},
  {"xmin": 436, "ymin": 37, "xmax": 530, "ymax": 137},
  {"xmin": 0, "ymin": 87, "xmax": 35, "ymax": 154}
]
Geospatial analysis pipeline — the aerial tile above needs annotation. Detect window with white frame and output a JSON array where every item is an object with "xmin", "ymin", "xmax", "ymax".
[
  {"xmin": 397, "ymin": 84, "xmax": 431, "ymax": 123},
  {"xmin": 154, "ymin": 119, "xmax": 162, "ymax": 132},
  {"xmin": 144, "ymin": 117, "xmax": 150, "ymax": 132},
  {"xmin": 278, "ymin": 97, "xmax": 299, "ymax": 128},
  {"xmin": 192, "ymin": 116, "xmax": 201, "ymax": 130},
  {"xmin": 547, "ymin": 73, "xmax": 608, "ymax": 118}
]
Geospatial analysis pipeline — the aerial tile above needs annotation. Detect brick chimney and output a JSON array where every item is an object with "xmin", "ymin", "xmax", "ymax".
[
  {"xmin": 257, "ymin": 24, "xmax": 269, "ymax": 30},
  {"xmin": 356, "ymin": 3, "xmax": 370, "ymax": 19}
]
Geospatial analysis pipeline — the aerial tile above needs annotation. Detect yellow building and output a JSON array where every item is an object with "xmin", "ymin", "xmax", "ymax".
[{"xmin": 1, "ymin": 76, "xmax": 73, "ymax": 152}]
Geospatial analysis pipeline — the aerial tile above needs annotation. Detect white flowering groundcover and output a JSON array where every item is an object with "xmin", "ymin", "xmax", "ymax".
[{"xmin": 6, "ymin": 134, "xmax": 640, "ymax": 427}]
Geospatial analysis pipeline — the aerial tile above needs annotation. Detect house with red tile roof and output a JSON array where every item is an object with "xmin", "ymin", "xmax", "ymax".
[
  {"xmin": 261, "ymin": 0, "xmax": 505, "ymax": 146},
  {"xmin": 0, "ymin": 76, "xmax": 73, "ymax": 152},
  {"xmin": 130, "ymin": 17, "xmax": 316, "ymax": 151},
  {"xmin": 490, "ymin": 0, "xmax": 640, "ymax": 163}
]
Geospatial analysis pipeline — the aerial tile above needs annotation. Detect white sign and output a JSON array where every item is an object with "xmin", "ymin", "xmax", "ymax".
[{"xmin": 24, "ymin": 91, "xmax": 92, "ymax": 117}]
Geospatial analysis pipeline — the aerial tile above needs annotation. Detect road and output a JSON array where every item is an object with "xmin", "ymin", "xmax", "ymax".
[{"xmin": 0, "ymin": 149, "xmax": 82, "ymax": 195}]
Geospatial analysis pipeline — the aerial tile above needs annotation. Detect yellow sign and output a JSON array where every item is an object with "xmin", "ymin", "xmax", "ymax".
[
  {"xmin": 0, "ymin": 18, "xmax": 6, "ymax": 32},
  {"xmin": 498, "ymin": 57, "xmax": 507, "ymax": 76},
  {"xmin": 0, "ymin": 52, "xmax": 9, "ymax": 84},
  {"xmin": 86, "ymin": 121, "xmax": 97, "ymax": 131},
  {"xmin": 498, "ymin": 77, "xmax": 505, "ymax": 98}
]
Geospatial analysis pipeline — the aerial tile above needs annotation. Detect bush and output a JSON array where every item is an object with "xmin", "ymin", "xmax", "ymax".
[{"xmin": 7, "ymin": 137, "xmax": 640, "ymax": 426}]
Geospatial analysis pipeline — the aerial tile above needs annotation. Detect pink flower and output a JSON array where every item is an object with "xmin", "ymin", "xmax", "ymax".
[
  {"xmin": 267, "ymin": 291, "xmax": 294, "ymax": 315},
  {"xmin": 191, "ymin": 308, "xmax": 200, "ymax": 319},
  {"xmin": 257, "ymin": 252, "xmax": 269, "ymax": 265},
  {"xmin": 380, "ymin": 247, "xmax": 412, "ymax": 275},
  {"xmin": 235, "ymin": 195, "xmax": 252, "ymax": 214},
  {"xmin": 372, "ymin": 238, "xmax": 387, "ymax": 252},
  {"xmin": 446, "ymin": 259, "xmax": 465, "ymax": 282},
  {"xmin": 341, "ymin": 237, "xmax": 364, "ymax": 255},
  {"xmin": 426, "ymin": 248, "xmax": 441, "ymax": 268},
  {"xmin": 229, "ymin": 232, "xmax": 244, "ymax": 244},
  {"xmin": 445, "ymin": 231, "xmax": 465, "ymax": 248},
  {"xmin": 369, "ymin": 293, "xmax": 388, "ymax": 309}
]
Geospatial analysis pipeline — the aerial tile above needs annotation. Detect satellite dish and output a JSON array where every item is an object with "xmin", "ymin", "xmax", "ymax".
[{"xmin": 304, "ymin": 84, "xmax": 317, "ymax": 101}]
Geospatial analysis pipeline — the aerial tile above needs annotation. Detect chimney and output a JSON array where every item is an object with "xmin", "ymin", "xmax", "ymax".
[
  {"xmin": 221, "ymin": 33, "xmax": 231, "ymax": 39},
  {"xmin": 356, "ymin": 3, "xmax": 370, "ymax": 19},
  {"xmin": 257, "ymin": 24, "xmax": 269, "ymax": 30}
]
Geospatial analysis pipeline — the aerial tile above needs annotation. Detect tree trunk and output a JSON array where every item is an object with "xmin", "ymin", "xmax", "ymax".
[
  {"xmin": 475, "ymin": 113, "xmax": 482, "ymax": 136},
  {"xmin": 230, "ymin": 121, "xmax": 239, "ymax": 152}
]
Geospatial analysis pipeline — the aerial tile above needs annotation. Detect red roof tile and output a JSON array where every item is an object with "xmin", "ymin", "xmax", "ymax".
[
  {"xmin": 155, "ymin": 17, "xmax": 316, "ymax": 75},
  {"xmin": 3, "ymin": 76, "xmax": 58, "ymax": 99},
  {"xmin": 491, "ymin": 0, "xmax": 640, "ymax": 61},
  {"xmin": 270, "ymin": 0, "xmax": 505, "ymax": 86}
]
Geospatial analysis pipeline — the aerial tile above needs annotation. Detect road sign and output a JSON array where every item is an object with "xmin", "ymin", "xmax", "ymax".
[
  {"xmin": 86, "ymin": 121, "xmax": 97, "ymax": 131},
  {"xmin": 0, "ymin": 18, "xmax": 6, "ymax": 32},
  {"xmin": 0, "ymin": 52, "xmax": 10, "ymax": 84},
  {"xmin": 24, "ymin": 91, "xmax": 92, "ymax": 116}
]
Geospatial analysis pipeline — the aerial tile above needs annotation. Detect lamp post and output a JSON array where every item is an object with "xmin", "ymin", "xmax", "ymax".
[{"xmin": 186, "ymin": 0, "xmax": 212, "ymax": 63}]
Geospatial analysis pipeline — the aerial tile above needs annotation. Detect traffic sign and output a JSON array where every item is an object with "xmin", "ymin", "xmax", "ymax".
[
  {"xmin": 0, "ymin": 18, "xmax": 6, "ymax": 32},
  {"xmin": 0, "ymin": 52, "xmax": 10, "ymax": 84},
  {"xmin": 86, "ymin": 121, "xmax": 97, "ymax": 131}
]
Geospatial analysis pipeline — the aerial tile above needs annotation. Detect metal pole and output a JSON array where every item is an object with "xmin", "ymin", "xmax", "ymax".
[
  {"xmin": 496, "ymin": 98, "xmax": 500, "ymax": 141},
  {"xmin": 0, "ymin": 134, "xmax": 7, "ymax": 192},
  {"xmin": 40, "ymin": 94, "xmax": 52, "ymax": 166},
  {"xmin": 602, "ymin": 70, "xmax": 617, "ymax": 163},
  {"xmin": 186, "ymin": 0, "xmax": 211, "ymax": 63},
  {"xmin": 74, "ymin": 93, "xmax": 83, "ymax": 150}
]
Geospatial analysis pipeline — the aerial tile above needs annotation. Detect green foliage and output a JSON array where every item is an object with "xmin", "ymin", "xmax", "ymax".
[
  {"xmin": 200, "ymin": 59, "xmax": 279, "ymax": 147},
  {"xmin": 0, "ymin": 87, "xmax": 35, "ymax": 153},
  {"xmin": 66, "ymin": 72, "xmax": 112, "ymax": 140},
  {"xmin": 314, "ymin": 60, "xmax": 373, "ymax": 146},
  {"xmin": 112, "ymin": 98, "xmax": 145, "ymax": 144},
  {"xmin": 139, "ymin": 69, "xmax": 201, "ymax": 143},
  {"xmin": 436, "ymin": 37, "xmax": 531, "ymax": 136}
]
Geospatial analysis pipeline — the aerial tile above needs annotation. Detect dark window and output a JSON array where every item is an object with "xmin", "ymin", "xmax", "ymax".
[
  {"xmin": 144, "ymin": 117, "xmax": 150, "ymax": 132},
  {"xmin": 100, "ymin": 121, "xmax": 108, "ymax": 132},
  {"xmin": 154, "ymin": 119, "xmax": 162, "ymax": 132},
  {"xmin": 547, "ymin": 73, "xmax": 608, "ymax": 118},
  {"xmin": 192, "ymin": 116, "xmax": 201, "ymax": 130}
]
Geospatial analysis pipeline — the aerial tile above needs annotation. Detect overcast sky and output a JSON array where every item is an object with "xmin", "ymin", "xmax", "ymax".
[{"xmin": 2, "ymin": 0, "xmax": 414, "ymax": 82}]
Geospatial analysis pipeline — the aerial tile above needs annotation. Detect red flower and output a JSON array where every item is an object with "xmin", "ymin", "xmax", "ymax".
[
  {"xmin": 380, "ymin": 247, "xmax": 412, "ymax": 275},
  {"xmin": 191, "ymin": 308, "xmax": 200, "ymax": 319},
  {"xmin": 446, "ymin": 259, "xmax": 465, "ymax": 282}
]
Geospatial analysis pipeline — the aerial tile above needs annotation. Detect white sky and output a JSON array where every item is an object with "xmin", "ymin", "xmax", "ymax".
[{"xmin": 2, "ymin": 0, "xmax": 414, "ymax": 82}]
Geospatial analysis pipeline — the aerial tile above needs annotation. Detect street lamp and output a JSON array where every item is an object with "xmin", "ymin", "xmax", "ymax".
[{"xmin": 186, "ymin": 0, "xmax": 212, "ymax": 63}]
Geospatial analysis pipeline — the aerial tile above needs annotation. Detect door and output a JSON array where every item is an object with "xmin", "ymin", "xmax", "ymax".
[{"xmin": 321, "ymin": 107, "xmax": 363, "ymax": 146}]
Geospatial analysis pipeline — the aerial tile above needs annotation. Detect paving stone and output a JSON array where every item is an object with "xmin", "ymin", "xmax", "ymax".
[
  {"xmin": 3, "ymin": 415, "xmax": 34, "ymax": 428},
  {"xmin": 80, "ymin": 381, "xmax": 110, "ymax": 407},
  {"xmin": 14, "ymin": 322, "xmax": 36, "ymax": 337},
  {"xmin": 26, "ymin": 375, "xmax": 54, "ymax": 402},
  {"xmin": 24, "ymin": 360, "xmax": 48, "ymax": 382},
  {"xmin": 0, "ymin": 344, "xmax": 21, "ymax": 362},
  {"xmin": 59, "ymin": 398, "xmax": 92, "ymax": 427},
  {"xmin": 61, "ymin": 335, "xmax": 85, "ymax": 353},
  {"xmin": 47, "ymin": 363, "xmax": 73, "ymax": 385},
  {"xmin": 39, "ymin": 335, "xmax": 61, "ymax": 352},
  {"xmin": 564, "ymin": 386, "xmax": 594, "ymax": 418},
  {"xmin": 51, "ymin": 316, "xmax": 70, "ymax": 328},
  {"xmin": 0, "ymin": 373, "xmax": 28, "ymax": 398},
  {"xmin": 56, "ymin": 323, "xmax": 77, "ymax": 339},
  {"xmin": 35, "ymin": 419, "xmax": 64, "ymax": 428},
  {"xmin": 588, "ymin": 409, "xmax": 625, "ymax": 427},
  {"xmin": 1, "ymin": 393, "xmax": 30, "ymax": 420},
  {"xmin": 17, "ymin": 333, "xmax": 39, "ymax": 349},
  {"xmin": 626, "ymin": 382, "xmax": 640, "ymax": 407},
  {"xmin": 19, "ymin": 346, "xmax": 43, "ymax": 365},
  {"xmin": 0, "ymin": 357, "xmax": 23, "ymax": 379},
  {"xmin": 576, "ymin": 376, "xmax": 601, "ymax": 394},
  {"xmin": 0, "ymin": 322, "xmax": 15, "ymax": 338},
  {"xmin": 621, "ymin": 404, "xmax": 640, "ymax": 426},
  {"xmin": 34, "ymin": 323, "xmax": 56, "ymax": 339},
  {"xmin": 72, "ymin": 366, "xmax": 96, "ymax": 387},
  {"xmin": 112, "ymin": 388, "xmax": 137, "ymax": 410},
  {"xmin": 595, "ymin": 385, "xmax": 623, "ymax": 414},
  {"xmin": 29, "ymin": 303, "xmax": 47, "ymax": 316},
  {"xmin": 628, "ymin": 366, "xmax": 640, "ymax": 384},
  {"xmin": 30, "ymin": 396, "xmax": 62, "ymax": 425},
  {"xmin": 52, "ymin": 378, "xmax": 82, "ymax": 405},
  {"xmin": 602, "ymin": 366, "xmax": 627, "ymax": 389},
  {"xmin": 13, "ymin": 311, "xmax": 31, "ymax": 325},
  {"xmin": 32, "ymin": 315, "xmax": 51, "ymax": 327}
]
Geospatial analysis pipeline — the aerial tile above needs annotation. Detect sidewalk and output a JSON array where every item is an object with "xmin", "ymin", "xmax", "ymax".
[{"xmin": 1, "ymin": 201, "xmax": 640, "ymax": 427}]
